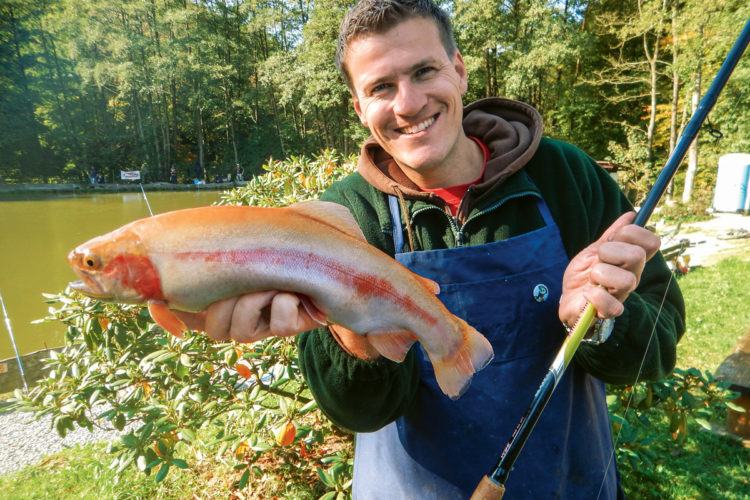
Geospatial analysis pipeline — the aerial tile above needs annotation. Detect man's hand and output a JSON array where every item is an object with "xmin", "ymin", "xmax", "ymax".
[
  {"xmin": 558, "ymin": 212, "xmax": 661, "ymax": 328},
  {"xmin": 173, "ymin": 291, "xmax": 380, "ymax": 360}
]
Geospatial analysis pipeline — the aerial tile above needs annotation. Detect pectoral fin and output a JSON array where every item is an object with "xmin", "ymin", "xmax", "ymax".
[
  {"xmin": 148, "ymin": 300, "xmax": 187, "ymax": 338},
  {"xmin": 367, "ymin": 331, "xmax": 418, "ymax": 362}
]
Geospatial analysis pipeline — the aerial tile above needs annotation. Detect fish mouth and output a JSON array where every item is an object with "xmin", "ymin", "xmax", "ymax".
[{"xmin": 68, "ymin": 275, "xmax": 108, "ymax": 298}]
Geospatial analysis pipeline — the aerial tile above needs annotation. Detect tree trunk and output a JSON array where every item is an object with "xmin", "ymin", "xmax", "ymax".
[
  {"xmin": 196, "ymin": 105, "xmax": 205, "ymax": 178},
  {"xmin": 667, "ymin": 0, "xmax": 680, "ymax": 200},
  {"xmin": 133, "ymin": 92, "xmax": 151, "ymax": 165},
  {"xmin": 8, "ymin": 5, "xmax": 46, "ymax": 181},
  {"xmin": 682, "ymin": 65, "xmax": 702, "ymax": 204}
]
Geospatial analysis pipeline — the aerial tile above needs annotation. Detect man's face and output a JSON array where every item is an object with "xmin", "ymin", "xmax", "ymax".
[{"xmin": 347, "ymin": 17, "xmax": 469, "ymax": 187}]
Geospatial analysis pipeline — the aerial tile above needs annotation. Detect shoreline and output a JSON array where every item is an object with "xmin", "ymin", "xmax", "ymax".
[{"xmin": 0, "ymin": 181, "xmax": 246, "ymax": 198}]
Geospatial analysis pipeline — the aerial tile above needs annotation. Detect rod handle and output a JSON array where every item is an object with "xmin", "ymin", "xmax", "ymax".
[{"xmin": 470, "ymin": 475, "xmax": 506, "ymax": 500}]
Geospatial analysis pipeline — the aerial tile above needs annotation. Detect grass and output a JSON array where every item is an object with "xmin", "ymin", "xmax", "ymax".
[
  {"xmin": 675, "ymin": 257, "xmax": 750, "ymax": 372},
  {"xmin": 0, "ymin": 430, "xmax": 352, "ymax": 499},
  {"xmin": 0, "ymin": 441, "xmax": 235, "ymax": 499},
  {"xmin": 618, "ymin": 256, "xmax": 750, "ymax": 499},
  {"xmin": 1, "ymin": 256, "xmax": 749, "ymax": 499}
]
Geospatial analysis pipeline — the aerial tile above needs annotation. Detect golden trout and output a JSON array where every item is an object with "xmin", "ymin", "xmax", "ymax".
[{"xmin": 67, "ymin": 201, "xmax": 493, "ymax": 399}]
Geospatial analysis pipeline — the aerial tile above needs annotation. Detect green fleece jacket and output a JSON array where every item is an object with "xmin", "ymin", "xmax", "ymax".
[{"xmin": 297, "ymin": 98, "xmax": 685, "ymax": 433}]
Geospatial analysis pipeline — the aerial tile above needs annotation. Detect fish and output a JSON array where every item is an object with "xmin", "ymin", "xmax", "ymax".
[{"xmin": 67, "ymin": 200, "xmax": 494, "ymax": 399}]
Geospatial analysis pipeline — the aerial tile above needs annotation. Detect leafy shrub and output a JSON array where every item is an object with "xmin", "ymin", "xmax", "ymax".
[
  {"xmin": 12, "ymin": 150, "xmax": 357, "ymax": 498},
  {"xmin": 608, "ymin": 367, "xmax": 741, "ymax": 471}
]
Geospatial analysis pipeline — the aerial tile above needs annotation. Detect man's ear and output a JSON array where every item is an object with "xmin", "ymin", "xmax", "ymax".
[
  {"xmin": 453, "ymin": 51, "xmax": 468, "ymax": 95},
  {"xmin": 352, "ymin": 92, "xmax": 369, "ymax": 127}
]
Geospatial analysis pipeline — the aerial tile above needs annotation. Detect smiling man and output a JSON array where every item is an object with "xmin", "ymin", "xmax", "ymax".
[
  {"xmin": 345, "ymin": 16, "xmax": 478, "ymax": 189},
  {"xmin": 182, "ymin": 0, "xmax": 685, "ymax": 498}
]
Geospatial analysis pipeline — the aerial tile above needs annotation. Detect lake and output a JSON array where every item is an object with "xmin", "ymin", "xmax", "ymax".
[{"xmin": 0, "ymin": 189, "xmax": 224, "ymax": 359}]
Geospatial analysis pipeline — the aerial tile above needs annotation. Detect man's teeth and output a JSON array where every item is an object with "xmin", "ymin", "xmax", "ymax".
[{"xmin": 400, "ymin": 116, "xmax": 435, "ymax": 135}]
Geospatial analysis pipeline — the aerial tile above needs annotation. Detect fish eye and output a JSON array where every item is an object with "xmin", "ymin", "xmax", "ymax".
[{"xmin": 83, "ymin": 254, "xmax": 102, "ymax": 269}]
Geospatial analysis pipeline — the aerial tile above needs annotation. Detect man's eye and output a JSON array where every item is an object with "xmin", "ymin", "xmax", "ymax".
[
  {"xmin": 415, "ymin": 67, "xmax": 436, "ymax": 78},
  {"xmin": 371, "ymin": 83, "xmax": 390, "ymax": 94}
]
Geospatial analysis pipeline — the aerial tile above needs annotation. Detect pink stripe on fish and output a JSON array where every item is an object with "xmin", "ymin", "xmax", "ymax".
[{"xmin": 175, "ymin": 249, "xmax": 439, "ymax": 327}]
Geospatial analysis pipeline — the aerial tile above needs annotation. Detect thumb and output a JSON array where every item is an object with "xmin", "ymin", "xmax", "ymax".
[{"xmin": 596, "ymin": 211, "xmax": 636, "ymax": 245}]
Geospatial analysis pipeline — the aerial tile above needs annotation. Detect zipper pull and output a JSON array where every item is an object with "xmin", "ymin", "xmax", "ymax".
[{"xmin": 453, "ymin": 217, "xmax": 464, "ymax": 246}]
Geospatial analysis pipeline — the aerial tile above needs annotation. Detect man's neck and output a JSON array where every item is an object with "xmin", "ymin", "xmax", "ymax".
[{"xmin": 401, "ymin": 134, "xmax": 485, "ymax": 190}]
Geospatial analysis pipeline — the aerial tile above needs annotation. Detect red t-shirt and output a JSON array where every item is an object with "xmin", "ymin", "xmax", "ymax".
[{"xmin": 420, "ymin": 137, "xmax": 489, "ymax": 216}]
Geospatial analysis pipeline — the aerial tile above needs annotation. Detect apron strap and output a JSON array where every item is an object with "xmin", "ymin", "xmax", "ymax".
[{"xmin": 535, "ymin": 193, "xmax": 554, "ymax": 226}]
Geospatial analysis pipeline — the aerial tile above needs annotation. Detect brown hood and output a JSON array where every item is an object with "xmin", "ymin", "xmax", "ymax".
[{"xmin": 356, "ymin": 97, "xmax": 543, "ymax": 208}]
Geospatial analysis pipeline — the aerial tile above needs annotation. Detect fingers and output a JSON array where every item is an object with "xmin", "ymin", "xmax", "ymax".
[
  {"xmin": 269, "ymin": 293, "xmax": 316, "ymax": 337},
  {"xmin": 582, "ymin": 284, "xmax": 625, "ymax": 319},
  {"xmin": 172, "ymin": 309, "xmax": 208, "ymax": 332},
  {"xmin": 203, "ymin": 296, "xmax": 240, "ymax": 340},
  {"xmin": 559, "ymin": 212, "xmax": 662, "ymax": 326},
  {"xmin": 604, "ymin": 222, "xmax": 661, "ymax": 260},
  {"xmin": 199, "ymin": 291, "xmax": 316, "ymax": 344},
  {"xmin": 596, "ymin": 211, "xmax": 635, "ymax": 244},
  {"xmin": 226, "ymin": 291, "xmax": 279, "ymax": 343}
]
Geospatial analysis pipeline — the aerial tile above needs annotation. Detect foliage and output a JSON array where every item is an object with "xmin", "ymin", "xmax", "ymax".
[
  {"xmin": 608, "ymin": 368, "xmax": 739, "ymax": 470},
  {"xmin": 219, "ymin": 149, "xmax": 357, "ymax": 207},
  {"xmin": 610, "ymin": 256, "xmax": 750, "ymax": 497},
  {"xmin": 9, "ymin": 151, "xmax": 357, "ymax": 498},
  {"xmin": 609, "ymin": 368, "xmax": 750, "ymax": 498},
  {"xmin": 2, "ymin": 0, "xmax": 749, "ymax": 205},
  {"xmin": 655, "ymin": 196, "xmax": 713, "ymax": 224},
  {"xmin": 607, "ymin": 128, "xmax": 653, "ymax": 205}
]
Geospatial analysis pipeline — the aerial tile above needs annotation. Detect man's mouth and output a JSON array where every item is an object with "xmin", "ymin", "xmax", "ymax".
[{"xmin": 398, "ymin": 115, "xmax": 437, "ymax": 135}]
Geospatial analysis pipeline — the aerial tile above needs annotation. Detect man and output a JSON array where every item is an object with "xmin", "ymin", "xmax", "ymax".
[{"xmin": 181, "ymin": 1, "xmax": 685, "ymax": 497}]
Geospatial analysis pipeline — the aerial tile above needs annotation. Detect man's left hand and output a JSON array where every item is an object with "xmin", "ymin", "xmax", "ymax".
[{"xmin": 558, "ymin": 212, "xmax": 661, "ymax": 329}]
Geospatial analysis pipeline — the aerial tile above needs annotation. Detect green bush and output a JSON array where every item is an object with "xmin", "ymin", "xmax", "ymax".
[
  {"xmin": 609, "ymin": 367, "xmax": 741, "ymax": 471},
  {"xmin": 12, "ymin": 148, "xmax": 743, "ymax": 497},
  {"xmin": 11, "ymin": 150, "xmax": 357, "ymax": 498}
]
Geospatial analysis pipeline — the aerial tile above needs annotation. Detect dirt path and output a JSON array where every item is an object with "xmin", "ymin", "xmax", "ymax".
[{"xmin": 654, "ymin": 211, "xmax": 750, "ymax": 268}]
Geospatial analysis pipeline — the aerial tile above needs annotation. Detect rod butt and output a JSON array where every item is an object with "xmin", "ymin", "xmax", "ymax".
[{"xmin": 470, "ymin": 475, "xmax": 506, "ymax": 500}]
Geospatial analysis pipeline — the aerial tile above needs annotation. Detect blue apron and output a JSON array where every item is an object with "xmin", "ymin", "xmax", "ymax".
[{"xmin": 352, "ymin": 192, "xmax": 622, "ymax": 499}]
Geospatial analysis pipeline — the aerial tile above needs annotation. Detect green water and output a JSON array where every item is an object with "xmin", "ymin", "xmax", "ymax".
[{"xmin": 0, "ymin": 189, "xmax": 223, "ymax": 359}]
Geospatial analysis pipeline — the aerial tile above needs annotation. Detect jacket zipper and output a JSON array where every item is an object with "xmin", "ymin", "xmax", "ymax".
[
  {"xmin": 411, "ymin": 205, "xmax": 463, "ymax": 247},
  {"xmin": 462, "ymin": 190, "xmax": 541, "ymax": 229},
  {"xmin": 410, "ymin": 190, "xmax": 541, "ymax": 248}
]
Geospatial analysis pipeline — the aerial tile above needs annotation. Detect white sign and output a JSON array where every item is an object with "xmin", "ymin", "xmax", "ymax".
[{"xmin": 120, "ymin": 170, "xmax": 141, "ymax": 180}]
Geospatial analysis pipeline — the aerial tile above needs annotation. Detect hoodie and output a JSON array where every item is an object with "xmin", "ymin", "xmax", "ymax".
[{"xmin": 297, "ymin": 97, "xmax": 685, "ymax": 432}]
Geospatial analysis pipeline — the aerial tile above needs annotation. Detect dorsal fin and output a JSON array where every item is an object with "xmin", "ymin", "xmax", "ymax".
[{"xmin": 289, "ymin": 200, "xmax": 366, "ymax": 240}]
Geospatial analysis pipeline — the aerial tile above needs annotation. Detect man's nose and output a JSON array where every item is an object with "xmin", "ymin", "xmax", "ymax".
[{"xmin": 393, "ymin": 81, "xmax": 426, "ymax": 117}]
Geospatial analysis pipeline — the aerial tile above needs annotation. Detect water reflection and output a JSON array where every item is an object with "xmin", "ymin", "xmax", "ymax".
[{"xmin": 0, "ymin": 190, "xmax": 223, "ymax": 359}]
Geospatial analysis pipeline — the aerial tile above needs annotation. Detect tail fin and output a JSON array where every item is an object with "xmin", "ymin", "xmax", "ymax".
[{"xmin": 431, "ymin": 320, "xmax": 493, "ymax": 400}]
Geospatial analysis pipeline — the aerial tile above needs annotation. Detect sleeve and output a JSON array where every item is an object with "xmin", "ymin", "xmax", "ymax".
[
  {"xmin": 298, "ymin": 328, "xmax": 420, "ymax": 432},
  {"xmin": 296, "ymin": 177, "xmax": 421, "ymax": 432},
  {"xmin": 530, "ymin": 139, "xmax": 686, "ymax": 384},
  {"xmin": 574, "ymin": 251, "xmax": 685, "ymax": 385}
]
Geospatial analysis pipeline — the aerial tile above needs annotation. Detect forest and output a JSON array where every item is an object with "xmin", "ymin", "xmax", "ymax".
[{"xmin": 1, "ymin": 0, "xmax": 749, "ymax": 204}]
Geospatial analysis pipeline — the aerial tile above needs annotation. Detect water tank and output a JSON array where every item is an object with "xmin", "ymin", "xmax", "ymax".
[{"xmin": 713, "ymin": 153, "xmax": 750, "ymax": 212}]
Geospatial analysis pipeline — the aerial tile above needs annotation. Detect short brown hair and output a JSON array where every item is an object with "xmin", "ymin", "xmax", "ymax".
[{"xmin": 335, "ymin": 0, "xmax": 457, "ymax": 91}]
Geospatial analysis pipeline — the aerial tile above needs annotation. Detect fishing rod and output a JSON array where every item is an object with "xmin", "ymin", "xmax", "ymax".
[
  {"xmin": 139, "ymin": 183, "xmax": 154, "ymax": 217},
  {"xmin": 471, "ymin": 16, "xmax": 750, "ymax": 500},
  {"xmin": 0, "ymin": 290, "xmax": 29, "ymax": 392}
]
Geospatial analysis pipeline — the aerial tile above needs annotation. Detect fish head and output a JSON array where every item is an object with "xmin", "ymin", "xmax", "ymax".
[{"xmin": 67, "ymin": 225, "xmax": 163, "ymax": 304}]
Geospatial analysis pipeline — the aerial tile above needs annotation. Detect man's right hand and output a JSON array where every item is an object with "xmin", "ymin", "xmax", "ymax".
[{"xmin": 173, "ymin": 291, "xmax": 381, "ymax": 360}]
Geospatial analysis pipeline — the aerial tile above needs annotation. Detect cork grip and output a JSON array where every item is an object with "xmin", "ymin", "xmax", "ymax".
[{"xmin": 470, "ymin": 475, "xmax": 506, "ymax": 500}]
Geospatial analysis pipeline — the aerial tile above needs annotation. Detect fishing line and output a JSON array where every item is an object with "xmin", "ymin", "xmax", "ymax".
[
  {"xmin": 595, "ymin": 271, "xmax": 676, "ymax": 500},
  {"xmin": 0, "ymin": 289, "xmax": 29, "ymax": 392},
  {"xmin": 139, "ymin": 183, "xmax": 154, "ymax": 217}
]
